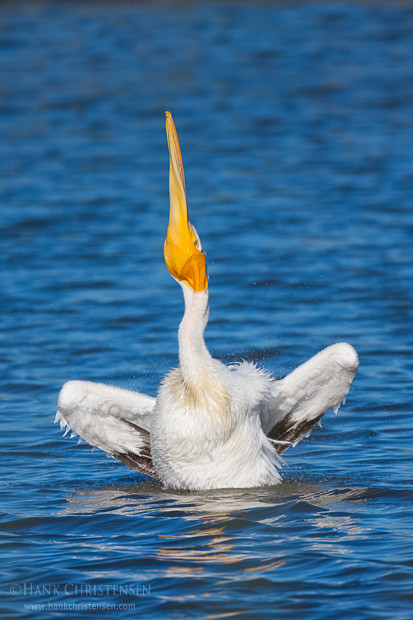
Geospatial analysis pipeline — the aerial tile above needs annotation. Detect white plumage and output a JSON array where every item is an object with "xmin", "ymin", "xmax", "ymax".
[{"xmin": 56, "ymin": 112, "xmax": 359, "ymax": 490}]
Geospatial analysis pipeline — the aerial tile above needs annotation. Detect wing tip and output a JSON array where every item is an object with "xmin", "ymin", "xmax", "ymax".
[
  {"xmin": 57, "ymin": 380, "xmax": 84, "ymax": 411},
  {"xmin": 330, "ymin": 342, "xmax": 359, "ymax": 374}
]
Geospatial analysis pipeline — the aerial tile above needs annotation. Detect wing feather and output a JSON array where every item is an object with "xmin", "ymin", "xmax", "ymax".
[
  {"xmin": 263, "ymin": 343, "xmax": 359, "ymax": 452},
  {"xmin": 55, "ymin": 380, "xmax": 158, "ymax": 478}
]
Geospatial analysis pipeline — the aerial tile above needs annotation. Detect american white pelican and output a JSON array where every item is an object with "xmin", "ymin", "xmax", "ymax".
[{"xmin": 56, "ymin": 111, "xmax": 359, "ymax": 490}]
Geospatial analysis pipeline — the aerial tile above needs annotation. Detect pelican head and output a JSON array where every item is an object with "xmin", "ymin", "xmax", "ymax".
[{"xmin": 164, "ymin": 111, "xmax": 208, "ymax": 293}]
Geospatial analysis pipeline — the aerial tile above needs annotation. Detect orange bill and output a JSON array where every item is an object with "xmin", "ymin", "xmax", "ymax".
[{"xmin": 164, "ymin": 112, "xmax": 208, "ymax": 292}]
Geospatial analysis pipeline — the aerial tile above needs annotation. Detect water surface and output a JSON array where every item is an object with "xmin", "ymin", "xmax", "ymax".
[{"xmin": 1, "ymin": 1, "xmax": 412, "ymax": 618}]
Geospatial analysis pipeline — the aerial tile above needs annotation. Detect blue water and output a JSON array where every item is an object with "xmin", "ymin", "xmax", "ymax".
[{"xmin": 1, "ymin": 1, "xmax": 413, "ymax": 617}]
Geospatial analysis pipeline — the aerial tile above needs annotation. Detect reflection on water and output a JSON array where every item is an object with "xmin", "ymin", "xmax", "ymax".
[
  {"xmin": 58, "ymin": 483, "xmax": 371, "ymax": 575},
  {"xmin": 60, "ymin": 482, "xmax": 369, "ymax": 519},
  {"xmin": 59, "ymin": 483, "xmax": 369, "ymax": 580}
]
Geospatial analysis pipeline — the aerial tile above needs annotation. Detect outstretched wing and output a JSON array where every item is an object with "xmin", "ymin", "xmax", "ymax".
[
  {"xmin": 262, "ymin": 343, "xmax": 359, "ymax": 453},
  {"xmin": 55, "ymin": 380, "xmax": 158, "ymax": 478}
]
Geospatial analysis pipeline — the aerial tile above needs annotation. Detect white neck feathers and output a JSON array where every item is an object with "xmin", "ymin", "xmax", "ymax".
[
  {"xmin": 178, "ymin": 285, "xmax": 211, "ymax": 376},
  {"xmin": 175, "ymin": 284, "xmax": 230, "ymax": 422}
]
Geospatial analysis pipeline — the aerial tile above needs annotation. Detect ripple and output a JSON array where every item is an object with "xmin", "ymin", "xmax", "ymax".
[{"xmin": 1, "ymin": 1, "xmax": 413, "ymax": 618}]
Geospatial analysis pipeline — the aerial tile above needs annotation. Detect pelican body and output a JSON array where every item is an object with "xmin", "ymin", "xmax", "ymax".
[{"xmin": 56, "ymin": 112, "xmax": 359, "ymax": 490}]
